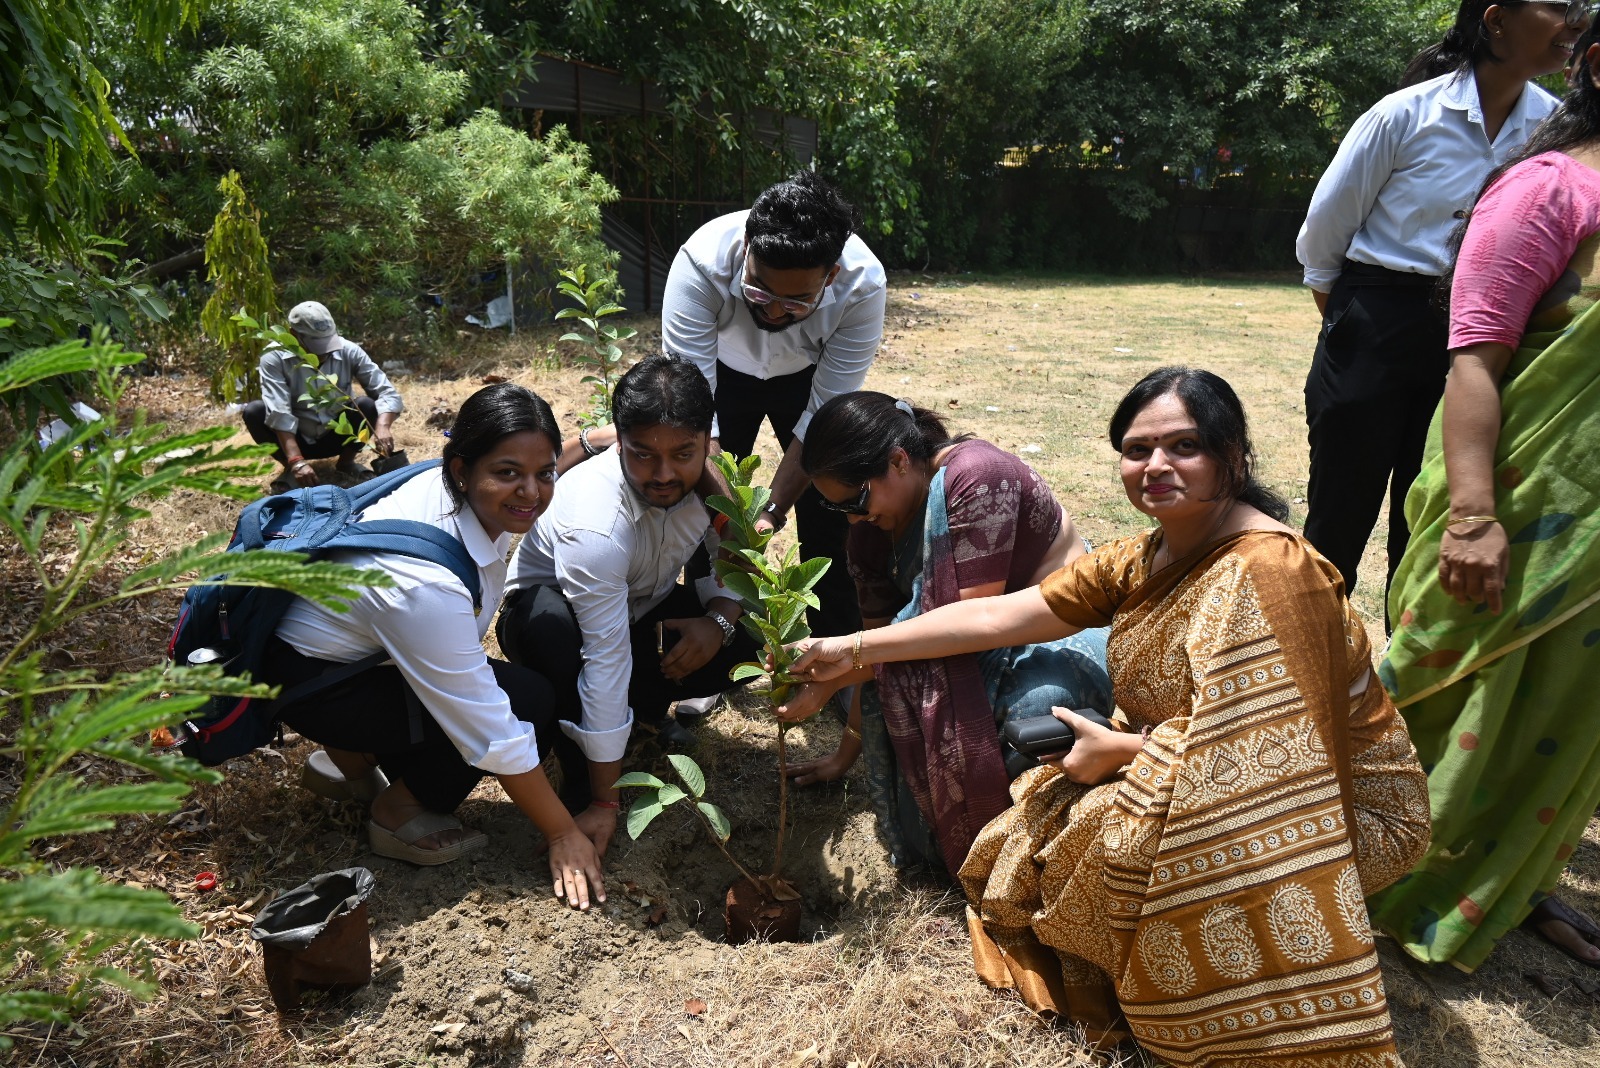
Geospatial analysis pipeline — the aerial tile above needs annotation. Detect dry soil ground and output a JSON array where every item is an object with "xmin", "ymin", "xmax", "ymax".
[{"xmin": 8, "ymin": 273, "xmax": 1599, "ymax": 1067}]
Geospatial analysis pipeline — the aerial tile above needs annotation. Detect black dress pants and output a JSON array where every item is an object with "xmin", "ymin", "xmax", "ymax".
[
  {"xmin": 264, "ymin": 636, "xmax": 567, "ymax": 814},
  {"xmin": 242, "ymin": 396, "xmax": 377, "ymax": 464},
  {"xmin": 712, "ymin": 361, "xmax": 861, "ymax": 638},
  {"xmin": 1303, "ymin": 262, "xmax": 1449, "ymax": 601},
  {"xmin": 496, "ymin": 582, "xmax": 761, "ymax": 733}
]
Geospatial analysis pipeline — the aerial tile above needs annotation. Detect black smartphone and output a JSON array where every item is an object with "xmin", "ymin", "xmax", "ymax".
[{"xmin": 1002, "ymin": 708, "xmax": 1113, "ymax": 758}]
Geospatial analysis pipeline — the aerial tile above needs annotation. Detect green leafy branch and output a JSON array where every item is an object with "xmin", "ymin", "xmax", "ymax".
[
  {"xmin": 555, "ymin": 265, "xmax": 636, "ymax": 429},
  {"xmin": 0, "ymin": 333, "xmax": 389, "ymax": 1044}
]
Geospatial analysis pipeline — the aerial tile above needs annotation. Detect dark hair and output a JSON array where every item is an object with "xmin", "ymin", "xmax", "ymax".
[
  {"xmin": 1439, "ymin": 21, "xmax": 1600, "ymax": 306},
  {"xmin": 1400, "ymin": 1, "xmax": 1517, "ymax": 87},
  {"xmin": 745, "ymin": 170, "xmax": 860, "ymax": 271},
  {"xmin": 800, "ymin": 391, "xmax": 970, "ymax": 483},
  {"xmin": 613, "ymin": 354, "xmax": 714, "ymax": 435},
  {"xmin": 441, "ymin": 382, "xmax": 561, "ymax": 512},
  {"xmin": 1108, "ymin": 367, "xmax": 1290, "ymax": 522}
]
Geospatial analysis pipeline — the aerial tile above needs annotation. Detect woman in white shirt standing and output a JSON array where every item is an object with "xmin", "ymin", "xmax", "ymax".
[
  {"xmin": 1295, "ymin": 0, "xmax": 1582, "ymax": 606},
  {"xmin": 262, "ymin": 383, "xmax": 606, "ymax": 909}
]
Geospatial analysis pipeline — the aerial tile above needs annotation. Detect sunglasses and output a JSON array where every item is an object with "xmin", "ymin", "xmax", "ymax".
[
  {"xmin": 818, "ymin": 479, "xmax": 872, "ymax": 516},
  {"xmin": 1521, "ymin": 0, "xmax": 1592, "ymax": 29}
]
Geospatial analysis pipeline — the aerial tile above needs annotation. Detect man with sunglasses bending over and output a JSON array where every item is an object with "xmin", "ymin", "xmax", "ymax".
[{"xmin": 661, "ymin": 170, "xmax": 887, "ymax": 642}]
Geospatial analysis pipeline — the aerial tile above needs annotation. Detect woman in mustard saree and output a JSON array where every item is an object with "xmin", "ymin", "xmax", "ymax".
[
  {"xmin": 792, "ymin": 368, "xmax": 1431, "ymax": 1066},
  {"xmin": 1368, "ymin": 28, "xmax": 1600, "ymax": 973}
]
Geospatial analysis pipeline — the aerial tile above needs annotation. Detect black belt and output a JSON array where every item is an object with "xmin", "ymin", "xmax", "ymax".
[{"xmin": 1341, "ymin": 260, "xmax": 1440, "ymax": 288}]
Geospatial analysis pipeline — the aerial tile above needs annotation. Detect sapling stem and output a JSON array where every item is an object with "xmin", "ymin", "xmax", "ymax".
[{"xmin": 685, "ymin": 796, "xmax": 762, "ymax": 888}]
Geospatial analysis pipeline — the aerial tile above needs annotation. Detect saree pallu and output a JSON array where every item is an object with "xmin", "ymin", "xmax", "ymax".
[
  {"xmin": 1370, "ymin": 243, "xmax": 1600, "ymax": 972},
  {"xmin": 959, "ymin": 531, "xmax": 1431, "ymax": 1067},
  {"xmin": 867, "ymin": 467, "xmax": 1111, "ymax": 874}
]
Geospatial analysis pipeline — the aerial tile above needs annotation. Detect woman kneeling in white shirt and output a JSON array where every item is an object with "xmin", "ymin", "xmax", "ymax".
[{"xmin": 261, "ymin": 383, "xmax": 605, "ymax": 908}]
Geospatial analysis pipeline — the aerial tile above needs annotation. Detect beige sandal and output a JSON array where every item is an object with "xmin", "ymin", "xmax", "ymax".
[
  {"xmin": 299, "ymin": 750, "xmax": 389, "ymax": 804},
  {"xmin": 367, "ymin": 812, "xmax": 487, "ymax": 867}
]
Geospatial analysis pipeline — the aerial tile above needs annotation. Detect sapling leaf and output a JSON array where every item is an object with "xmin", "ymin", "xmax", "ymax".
[
  {"xmin": 716, "ymin": 570, "xmax": 762, "ymax": 608},
  {"xmin": 658, "ymin": 784, "xmax": 686, "ymax": 806},
  {"xmin": 627, "ymin": 794, "xmax": 665, "ymax": 840},
  {"xmin": 728, "ymin": 662, "xmax": 766, "ymax": 682},
  {"xmin": 668, "ymin": 754, "xmax": 706, "ymax": 798},
  {"xmin": 746, "ymin": 486, "xmax": 771, "ymax": 522},
  {"xmin": 778, "ymin": 616, "xmax": 810, "ymax": 645},
  {"xmin": 698, "ymin": 802, "xmax": 731, "ymax": 843},
  {"xmin": 613, "ymin": 772, "xmax": 666, "ymax": 790},
  {"xmin": 786, "ymin": 557, "xmax": 831, "ymax": 593},
  {"xmin": 737, "ymin": 454, "xmax": 761, "ymax": 479}
]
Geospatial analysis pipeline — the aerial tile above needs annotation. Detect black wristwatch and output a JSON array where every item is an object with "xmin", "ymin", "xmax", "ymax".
[
  {"xmin": 706, "ymin": 609, "xmax": 737, "ymax": 647},
  {"xmin": 761, "ymin": 501, "xmax": 787, "ymax": 530}
]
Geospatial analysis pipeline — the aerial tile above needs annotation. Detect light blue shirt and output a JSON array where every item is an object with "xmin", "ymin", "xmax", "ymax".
[{"xmin": 1296, "ymin": 70, "xmax": 1558, "ymax": 292}]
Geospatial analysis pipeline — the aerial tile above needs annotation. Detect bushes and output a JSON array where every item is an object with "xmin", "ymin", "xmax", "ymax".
[{"xmin": 0, "ymin": 333, "xmax": 384, "ymax": 1042}]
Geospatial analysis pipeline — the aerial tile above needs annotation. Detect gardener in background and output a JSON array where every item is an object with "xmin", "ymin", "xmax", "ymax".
[
  {"xmin": 241, "ymin": 300, "xmax": 405, "ymax": 493},
  {"xmin": 496, "ymin": 355, "xmax": 760, "ymax": 854},
  {"xmin": 659, "ymin": 169, "xmax": 886, "ymax": 644}
]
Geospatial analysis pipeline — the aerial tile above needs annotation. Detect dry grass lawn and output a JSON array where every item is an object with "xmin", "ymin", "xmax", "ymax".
[{"xmin": 7, "ymin": 273, "xmax": 1599, "ymax": 1067}]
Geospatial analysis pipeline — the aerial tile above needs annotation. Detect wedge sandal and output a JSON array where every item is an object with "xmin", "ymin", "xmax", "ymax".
[
  {"xmin": 367, "ymin": 812, "xmax": 487, "ymax": 867},
  {"xmin": 299, "ymin": 749, "xmax": 389, "ymax": 804}
]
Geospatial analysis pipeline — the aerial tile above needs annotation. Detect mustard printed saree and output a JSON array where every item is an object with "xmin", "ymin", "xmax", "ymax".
[
  {"xmin": 959, "ymin": 531, "xmax": 1430, "ymax": 1067},
  {"xmin": 1370, "ymin": 240, "xmax": 1600, "ymax": 972}
]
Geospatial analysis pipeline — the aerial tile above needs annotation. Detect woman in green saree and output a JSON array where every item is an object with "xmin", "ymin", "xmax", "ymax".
[{"xmin": 1370, "ymin": 27, "xmax": 1600, "ymax": 971}]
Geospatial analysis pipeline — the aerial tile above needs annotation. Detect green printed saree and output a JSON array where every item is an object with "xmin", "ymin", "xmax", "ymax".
[{"xmin": 1370, "ymin": 238, "xmax": 1600, "ymax": 972}]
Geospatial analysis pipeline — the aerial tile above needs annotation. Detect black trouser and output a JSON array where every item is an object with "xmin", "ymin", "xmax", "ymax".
[
  {"xmin": 1303, "ymin": 262, "xmax": 1449, "ymax": 601},
  {"xmin": 713, "ymin": 361, "xmax": 861, "ymax": 638},
  {"xmin": 242, "ymin": 397, "xmax": 377, "ymax": 465},
  {"xmin": 263, "ymin": 636, "xmax": 568, "ymax": 814},
  {"xmin": 496, "ymin": 581, "xmax": 761, "ymax": 734}
]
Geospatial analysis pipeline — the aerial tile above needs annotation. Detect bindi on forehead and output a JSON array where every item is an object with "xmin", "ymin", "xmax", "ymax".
[{"xmin": 1122, "ymin": 425, "xmax": 1200, "ymax": 445}]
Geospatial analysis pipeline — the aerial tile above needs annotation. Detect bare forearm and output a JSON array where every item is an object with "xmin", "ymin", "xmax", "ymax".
[
  {"xmin": 1312, "ymin": 289, "xmax": 1329, "ymax": 317},
  {"xmin": 767, "ymin": 438, "xmax": 811, "ymax": 514},
  {"xmin": 587, "ymin": 758, "xmax": 622, "ymax": 804},
  {"xmin": 274, "ymin": 429, "xmax": 303, "ymax": 462},
  {"xmin": 498, "ymin": 766, "xmax": 583, "ymax": 838},
  {"xmin": 1442, "ymin": 346, "xmax": 1510, "ymax": 517},
  {"xmin": 857, "ymin": 586, "xmax": 1070, "ymax": 666}
]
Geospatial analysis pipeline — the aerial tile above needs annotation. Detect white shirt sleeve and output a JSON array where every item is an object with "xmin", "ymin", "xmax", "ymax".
[
  {"xmin": 660, "ymin": 246, "xmax": 726, "ymax": 439},
  {"xmin": 794, "ymin": 280, "xmax": 887, "ymax": 441},
  {"xmin": 1296, "ymin": 103, "xmax": 1404, "ymax": 293},
  {"xmin": 553, "ymin": 527, "xmax": 637, "ymax": 762},
  {"xmin": 364, "ymin": 580, "xmax": 541, "ymax": 776}
]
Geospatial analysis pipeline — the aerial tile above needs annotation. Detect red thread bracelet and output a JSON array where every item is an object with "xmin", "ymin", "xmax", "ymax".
[{"xmin": 590, "ymin": 799, "xmax": 621, "ymax": 810}]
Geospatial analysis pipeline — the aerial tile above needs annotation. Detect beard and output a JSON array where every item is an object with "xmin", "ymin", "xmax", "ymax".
[{"xmin": 744, "ymin": 299, "xmax": 798, "ymax": 333}]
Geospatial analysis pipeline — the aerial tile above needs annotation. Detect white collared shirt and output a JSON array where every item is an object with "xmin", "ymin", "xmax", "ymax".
[
  {"xmin": 1296, "ymin": 70, "xmax": 1558, "ymax": 292},
  {"xmin": 505, "ymin": 448, "xmax": 722, "ymax": 763},
  {"xmin": 274, "ymin": 467, "xmax": 538, "ymax": 776},
  {"xmin": 661, "ymin": 210, "xmax": 888, "ymax": 440}
]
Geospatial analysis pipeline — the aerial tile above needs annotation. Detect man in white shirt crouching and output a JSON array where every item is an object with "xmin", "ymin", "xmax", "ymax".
[{"xmin": 496, "ymin": 355, "xmax": 757, "ymax": 851}]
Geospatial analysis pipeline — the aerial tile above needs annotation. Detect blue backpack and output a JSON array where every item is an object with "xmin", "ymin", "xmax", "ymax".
[{"xmin": 165, "ymin": 459, "xmax": 480, "ymax": 766}]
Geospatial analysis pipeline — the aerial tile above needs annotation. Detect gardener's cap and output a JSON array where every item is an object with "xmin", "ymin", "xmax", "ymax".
[{"xmin": 286, "ymin": 301, "xmax": 343, "ymax": 355}]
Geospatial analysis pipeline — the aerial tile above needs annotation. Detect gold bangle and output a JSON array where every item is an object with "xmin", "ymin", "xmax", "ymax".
[
  {"xmin": 843, "ymin": 725, "xmax": 862, "ymax": 742},
  {"xmin": 851, "ymin": 630, "xmax": 864, "ymax": 671},
  {"xmin": 1446, "ymin": 514, "xmax": 1498, "ymax": 529}
]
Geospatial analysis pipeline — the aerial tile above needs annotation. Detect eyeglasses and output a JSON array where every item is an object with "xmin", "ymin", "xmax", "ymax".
[
  {"xmin": 740, "ymin": 274, "xmax": 827, "ymax": 316},
  {"xmin": 818, "ymin": 479, "xmax": 872, "ymax": 516},
  {"xmin": 1520, "ymin": 0, "xmax": 1592, "ymax": 29}
]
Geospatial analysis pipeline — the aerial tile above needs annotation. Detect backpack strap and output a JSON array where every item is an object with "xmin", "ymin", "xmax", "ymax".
[
  {"xmin": 328, "ymin": 519, "xmax": 483, "ymax": 611},
  {"xmin": 272, "ymin": 649, "xmax": 392, "ymax": 709},
  {"xmin": 347, "ymin": 457, "xmax": 443, "ymax": 510}
]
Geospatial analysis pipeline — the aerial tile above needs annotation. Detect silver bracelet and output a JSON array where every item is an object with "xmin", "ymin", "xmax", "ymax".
[{"xmin": 578, "ymin": 427, "xmax": 600, "ymax": 457}]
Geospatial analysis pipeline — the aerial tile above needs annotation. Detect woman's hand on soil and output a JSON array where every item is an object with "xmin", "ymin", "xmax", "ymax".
[
  {"xmin": 547, "ymin": 829, "xmax": 605, "ymax": 910},
  {"xmin": 1044, "ymin": 708, "xmax": 1145, "ymax": 786},
  {"xmin": 787, "ymin": 743, "xmax": 859, "ymax": 786},
  {"xmin": 574, "ymin": 804, "xmax": 618, "ymax": 858},
  {"xmin": 774, "ymin": 681, "xmax": 831, "ymax": 723},
  {"xmin": 786, "ymin": 636, "xmax": 854, "ymax": 683},
  {"xmin": 1438, "ymin": 521, "xmax": 1509, "ymax": 614}
]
